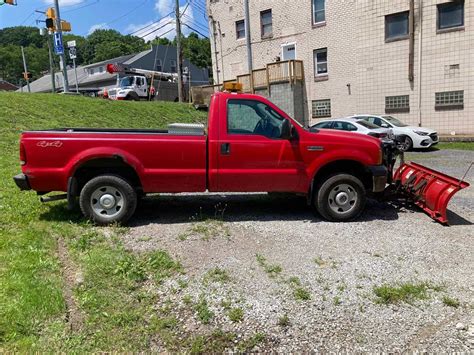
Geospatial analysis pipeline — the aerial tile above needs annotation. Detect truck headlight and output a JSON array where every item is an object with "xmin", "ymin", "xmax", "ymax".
[{"xmin": 414, "ymin": 131, "xmax": 429, "ymax": 136}]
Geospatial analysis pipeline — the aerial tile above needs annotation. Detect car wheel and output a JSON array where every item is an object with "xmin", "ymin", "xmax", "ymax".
[
  {"xmin": 399, "ymin": 136, "xmax": 413, "ymax": 152},
  {"xmin": 79, "ymin": 175, "xmax": 137, "ymax": 225},
  {"xmin": 316, "ymin": 174, "xmax": 366, "ymax": 222}
]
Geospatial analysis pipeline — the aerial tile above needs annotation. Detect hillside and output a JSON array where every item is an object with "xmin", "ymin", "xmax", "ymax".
[{"xmin": 0, "ymin": 92, "xmax": 207, "ymax": 132}]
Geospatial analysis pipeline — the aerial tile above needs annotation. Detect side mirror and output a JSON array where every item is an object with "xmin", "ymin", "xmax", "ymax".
[{"xmin": 280, "ymin": 119, "xmax": 294, "ymax": 140}]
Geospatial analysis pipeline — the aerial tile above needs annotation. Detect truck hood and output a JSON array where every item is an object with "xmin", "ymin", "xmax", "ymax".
[{"xmin": 310, "ymin": 128, "xmax": 382, "ymax": 146}]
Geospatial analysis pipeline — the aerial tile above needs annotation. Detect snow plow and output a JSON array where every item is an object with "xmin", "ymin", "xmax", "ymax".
[{"xmin": 393, "ymin": 161, "xmax": 470, "ymax": 225}]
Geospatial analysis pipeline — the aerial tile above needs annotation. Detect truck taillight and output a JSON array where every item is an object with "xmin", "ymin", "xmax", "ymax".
[{"xmin": 20, "ymin": 142, "xmax": 26, "ymax": 165}]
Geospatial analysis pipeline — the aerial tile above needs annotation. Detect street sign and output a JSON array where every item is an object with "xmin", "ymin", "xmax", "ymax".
[
  {"xmin": 53, "ymin": 32, "xmax": 64, "ymax": 55},
  {"xmin": 69, "ymin": 47, "xmax": 77, "ymax": 60},
  {"xmin": 67, "ymin": 40, "xmax": 76, "ymax": 48}
]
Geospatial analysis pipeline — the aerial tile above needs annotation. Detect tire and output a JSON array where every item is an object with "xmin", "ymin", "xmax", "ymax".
[
  {"xmin": 126, "ymin": 93, "xmax": 140, "ymax": 101},
  {"xmin": 315, "ymin": 174, "xmax": 366, "ymax": 222},
  {"xmin": 79, "ymin": 175, "xmax": 137, "ymax": 225},
  {"xmin": 399, "ymin": 136, "xmax": 413, "ymax": 152}
]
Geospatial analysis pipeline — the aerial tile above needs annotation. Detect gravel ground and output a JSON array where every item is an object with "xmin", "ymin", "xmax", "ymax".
[{"xmin": 123, "ymin": 149, "xmax": 474, "ymax": 352}]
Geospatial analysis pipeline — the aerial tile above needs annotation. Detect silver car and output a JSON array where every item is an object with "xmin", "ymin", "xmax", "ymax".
[{"xmin": 311, "ymin": 118, "xmax": 393, "ymax": 139}]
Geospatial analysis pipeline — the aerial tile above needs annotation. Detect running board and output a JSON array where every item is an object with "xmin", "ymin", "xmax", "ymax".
[{"xmin": 393, "ymin": 162, "xmax": 470, "ymax": 225}]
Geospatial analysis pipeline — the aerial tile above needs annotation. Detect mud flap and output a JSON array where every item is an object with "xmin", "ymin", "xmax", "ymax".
[{"xmin": 393, "ymin": 162, "xmax": 470, "ymax": 225}]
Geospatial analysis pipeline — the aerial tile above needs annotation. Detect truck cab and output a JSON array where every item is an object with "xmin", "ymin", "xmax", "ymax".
[{"xmin": 108, "ymin": 75, "xmax": 150, "ymax": 101}]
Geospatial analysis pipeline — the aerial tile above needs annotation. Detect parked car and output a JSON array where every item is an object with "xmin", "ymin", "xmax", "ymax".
[
  {"xmin": 311, "ymin": 118, "xmax": 393, "ymax": 139},
  {"xmin": 348, "ymin": 115, "xmax": 438, "ymax": 151}
]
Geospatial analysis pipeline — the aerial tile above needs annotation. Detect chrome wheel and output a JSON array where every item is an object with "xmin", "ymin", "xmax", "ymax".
[
  {"xmin": 328, "ymin": 183, "xmax": 358, "ymax": 214},
  {"xmin": 90, "ymin": 185, "xmax": 124, "ymax": 218}
]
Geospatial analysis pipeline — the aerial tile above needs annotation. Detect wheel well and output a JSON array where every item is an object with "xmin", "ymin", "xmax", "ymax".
[
  {"xmin": 310, "ymin": 160, "xmax": 372, "ymax": 199},
  {"xmin": 71, "ymin": 157, "xmax": 142, "ymax": 196}
]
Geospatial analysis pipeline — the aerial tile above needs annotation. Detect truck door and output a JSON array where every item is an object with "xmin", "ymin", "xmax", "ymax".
[
  {"xmin": 135, "ymin": 76, "xmax": 147, "ymax": 98},
  {"xmin": 216, "ymin": 98, "xmax": 304, "ymax": 192}
]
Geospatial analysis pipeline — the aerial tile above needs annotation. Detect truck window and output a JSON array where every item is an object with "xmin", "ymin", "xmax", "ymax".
[{"xmin": 227, "ymin": 99, "xmax": 284, "ymax": 139}]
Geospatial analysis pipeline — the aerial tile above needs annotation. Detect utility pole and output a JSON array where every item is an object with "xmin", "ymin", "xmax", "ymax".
[
  {"xmin": 20, "ymin": 46, "xmax": 31, "ymax": 93},
  {"xmin": 244, "ymin": 0, "xmax": 253, "ymax": 90},
  {"xmin": 47, "ymin": 34, "xmax": 56, "ymax": 93},
  {"xmin": 54, "ymin": 0, "xmax": 69, "ymax": 93},
  {"xmin": 175, "ymin": 0, "xmax": 183, "ymax": 102}
]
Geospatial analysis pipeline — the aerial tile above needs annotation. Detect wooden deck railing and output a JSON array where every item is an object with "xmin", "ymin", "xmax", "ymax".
[{"xmin": 191, "ymin": 60, "xmax": 304, "ymax": 106}]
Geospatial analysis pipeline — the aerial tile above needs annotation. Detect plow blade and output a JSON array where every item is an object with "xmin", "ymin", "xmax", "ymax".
[{"xmin": 393, "ymin": 162, "xmax": 470, "ymax": 225}]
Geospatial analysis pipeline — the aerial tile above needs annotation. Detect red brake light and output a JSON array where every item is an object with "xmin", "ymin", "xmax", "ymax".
[{"xmin": 20, "ymin": 142, "xmax": 26, "ymax": 165}]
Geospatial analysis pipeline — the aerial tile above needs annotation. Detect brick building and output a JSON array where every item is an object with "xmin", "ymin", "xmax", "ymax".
[{"xmin": 207, "ymin": 0, "xmax": 473, "ymax": 134}]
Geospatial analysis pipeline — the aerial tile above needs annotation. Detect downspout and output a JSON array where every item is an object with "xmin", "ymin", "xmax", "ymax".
[
  {"xmin": 408, "ymin": 0, "xmax": 415, "ymax": 82},
  {"xmin": 244, "ymin": 0, "xmax": 253, "ymax": 91},
  {"xmin": 217, "ymin": 21, "xmax": 225, "ymax": 83},
  {"xmin": 417, "ymin": 0, "xmax": 423, "ymax": 127}
]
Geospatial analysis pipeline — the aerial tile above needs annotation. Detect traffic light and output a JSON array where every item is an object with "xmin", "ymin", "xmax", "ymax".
[
  {"xmin": 0, "ymin": 0, "xmax": 18, "ymax": 6},
  {"xmin": 23, "ymin": 72, "xmax": 32, "ymax": 80},
  {"xmin": 45, "ymin": 8, "xmax": 56, "ymax": 30},
  {"xmin": 61, "ymin": 20, "xmax": 72, "ymax": 32},
  {"xmin": 46, "ymin": 7, "xmax": 55, "ymax": 19}
]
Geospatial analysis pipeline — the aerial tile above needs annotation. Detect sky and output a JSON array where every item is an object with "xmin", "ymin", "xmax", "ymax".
[{"xmin": 0, "ymin": 0, "xmax": 209, "ymax": 40}]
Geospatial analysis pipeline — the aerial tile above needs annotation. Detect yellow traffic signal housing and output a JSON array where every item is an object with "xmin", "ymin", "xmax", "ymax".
[
  {"xmin": 5, "ymin": 0, "xmax": 17, "ymax": 5},
  {"xmin": 23, "ymin": 72, "xmax": 32, "ymax": 80},
  {"xmin": 46, "ymin": 8, "xmax": 56, "ymax": 19},
  {"xmin": 45, "ymin": 18, "xmax": 55, "ymax": 31},
  {"xmin": 61, "ymin": 20, "xmax": 72, "ymax": 32}
]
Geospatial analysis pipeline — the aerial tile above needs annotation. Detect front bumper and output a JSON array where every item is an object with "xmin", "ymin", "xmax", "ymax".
[
  {"xmin": 368, "ymin": 165, "xmax": 388, "ymax": 192},
  {"xmin": 13, "ymin": 173, "xmax": 31, "ymax": 191}
]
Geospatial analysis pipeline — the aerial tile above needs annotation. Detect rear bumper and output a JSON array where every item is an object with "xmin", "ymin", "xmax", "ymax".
[
  {"xmin": 13, "ymin": 173, "xmax": 31, "ymax": 191},
  {"xmin": 368, "ymin": 165, "xmax": 388, "ymax": 192}
]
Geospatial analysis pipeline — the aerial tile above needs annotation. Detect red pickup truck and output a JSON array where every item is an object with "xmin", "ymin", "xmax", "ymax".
[{"xmin": 14, "ymin": 91, "xmax": 468, "ymax": 225}]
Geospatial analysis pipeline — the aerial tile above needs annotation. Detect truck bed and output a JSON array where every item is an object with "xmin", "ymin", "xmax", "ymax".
[{"xmin": 20, "ymin": 128, "xmax": 207, "ymax": 193}]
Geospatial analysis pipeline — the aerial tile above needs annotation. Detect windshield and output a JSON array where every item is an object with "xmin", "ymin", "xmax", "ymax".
[
  {"xmin": 357, "ymin": 120, "xmax": 379, "ymax": 129},
  {"xmin": 119, "ymin": 76, "xmax": 134, "ymax": 88},
  {"xmin": 382, "ymin": 115, "xmax": 408, "ymax": 127}
]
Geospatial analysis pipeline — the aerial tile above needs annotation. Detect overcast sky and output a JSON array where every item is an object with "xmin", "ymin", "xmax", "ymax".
[{"xmin": 0, "ymin": 0, "xmax": 209, "ymax": 40}]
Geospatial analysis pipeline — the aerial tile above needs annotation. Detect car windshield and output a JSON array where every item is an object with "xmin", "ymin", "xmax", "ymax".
[
  {"xmin": 382, "ymin": 115, "xmax": 408, "ymax": 127},
  {"xmin": 356, "ymin": 120, "xmax": 379, "ymax": 129},
  {"xmin": 119, "ymin": 77, "xmax": 134, "ymax": 88}
]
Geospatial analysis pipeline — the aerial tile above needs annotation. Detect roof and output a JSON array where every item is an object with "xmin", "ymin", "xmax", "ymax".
[
  {"xmin": 0, "ymin": 80, "xmax": 18, "ymax": 91},
  {"xmin": 82, "ymin": 54, "xmax": 136, "ymax": 69}
]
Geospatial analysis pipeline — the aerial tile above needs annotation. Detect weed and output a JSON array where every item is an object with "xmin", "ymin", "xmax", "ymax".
[
  {"xmin": 337, "ymin": 284, "xmax": 346, "ymax": 292},
  {"xmin": 237, "ymin": 333, "xmax": 265, "ymax": 352},
  {"xmin": 287, "ymin": 276, "xmax": 302, "ymax": 286},
  {"xmin": 278, "ymin": 314, "xmax": 290, "ymax": 327},
  {"xmin": 373, "ymin": 282, "xmax": 442, "ymax": 304},
  {"xmin": 255, "ymin": 254, "xmax": 282, "ymax": 277},
  {"xmin": 294, "ymin": 287, "xmax": 311, "ymax": 301},
  {"xmin": 314, "ymin": 256, "xmax": 327, "ymax": 267},
  {"xmin": 195, "ymin": 297, "xmax": 214, "ymax": 324},
  {"xmin": 204, "ymin": 267, "xmax": 230, "ymax": 284},
  {"xmin": 228, "ymin": 307, "xmax": 244, "ymax": 322},
  {"xmin": 185, "ymin": 219, "xmax": 231, "ymax": 241},
  {"xmin": 178, "ymin": 279, "xmax": 188, "ymax": 289},
  {"xmin": 333, "ymin": 296, "xmax": 342, "ymax": 306},
  {"xmin": 182, "ymin": 295, "xmax": 193, "ymax": 305},
  {"xmin": 138, "ymin": 236, "xmax": 152, "ymax": 242},
  {"xmin": 442, "ymin": 296, "xmax": 460, "ymax": 308},
  {"xmin": 220, "ymin": 299, "xmax": 232, "ymax": 310}
]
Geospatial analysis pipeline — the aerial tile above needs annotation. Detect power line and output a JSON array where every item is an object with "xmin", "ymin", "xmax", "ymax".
[
  {"xmin": 182, "ymin": 23, "xmax": 208, "ymax": 38},
  {"xmin": 63, "ymin": 0, "xmax": 100, "ymax": 13},
  {"xmin": 19, "ymin": 11, "xmax": 35, "ymax": 25},
  {"xmin": 182, "ymin": 14, "xmax": 208, "ymax": 34},
  {"xmin": 127, "ymin": 10, "xmax": 174, "ymax": 36},
  {"xmin": 103, "ymin": 0, "xmax": 149, "ymax": 26},
  {"xmin": 137, "ymin": 21, "xmax": 175, "ymax": 40}
]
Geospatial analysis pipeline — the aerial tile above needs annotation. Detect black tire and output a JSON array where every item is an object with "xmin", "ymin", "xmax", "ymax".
[
  {"xmin": 315, "ymin": 174, "xmax": 366, "ymax": 222},
  {"xmin": 126, "ymin": 93, "xmax": 140, "ymax": 101},
  {"xmin": 399, "ymin": 136, "xmax": 413, "ymax": 152},
  {"xmin": 79, "ymin": 175, "xmax": 137, "ymax": 225}
]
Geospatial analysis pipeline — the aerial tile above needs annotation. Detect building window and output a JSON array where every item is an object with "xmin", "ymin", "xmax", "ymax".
[
  {"xmin": 99, "ymin": 66, "xmax": 104, "ymax": 73},
  {"xmin": 435, "ymin": 90, "xmax": 464, "ymax": 110},
  {"xmin": 312, "ymin": 0, "xmax": 326, "ymax": 24},
  {"xmin": 385, "ymin": 11, "xmax": 409, "ymax": 41},
  {"xmin": 170, "ymin": 60, "xmax": 177, "ymax": 73},
  {"xmin": 314, "ymin": 48, "xmax": 328, "ymax": 77},
  {"xmin": 437, "ymin": 1, "xmax": 464, "ymax": 31},
  {"xmin": 312, "ymin": 99, "xmax": 331, "ymax": 118},
  {"xmin": 236, "ymin": 20, "xmax": 245, "ymax": 39},
  {"xmin": 385, "ymin": 95, "xmax": 410, "ymax": 113},
  {"xmin": 156, "ymin": 59, "xmax": 162, "ymax": 72},
  {"xmin": 89, "ymin": 68, "xmax": 95, "ymax": 75},
  {"xmin": 260, "ymin": 9, "xmax": 272, "ymax": 38}
]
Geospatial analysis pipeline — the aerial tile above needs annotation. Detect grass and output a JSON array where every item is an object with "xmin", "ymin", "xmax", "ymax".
[
  {"xmin": 0, "ymin": 93, "xmax": 210, "ymax": 351},
  {"xmin": 277, "ymin": 314, "xmax": 290, "ymax": 327},
  {"xmin": 204, "ymin": 267, "xmax": 230, "ymax": 284},
  {"xmin": 227, "ymin": 307, "xmax": 244, "ymax": 322},
  {"xmin": 179, "ymin": 219, "xmax": 231, "ymax": 241},
  {"xmin": 373, "ymin": 282, "xmax": 442, "ymax": 305},
  {"xmin": 195, "ymin": 296, "xmax": 214, "ymax": 324},
  {"xmin": 442, "ymin": 296, "xmax": 460, "ymax": 308},
  {"xmin": 256, "ymin": 254, "xmax": 282, "ymax": 277},
  {"xmin": 293, "ymin": 287, "xmax": 311, "ymax": 301},
  {"xmin": 437, "ymin": 142, "xmax": 474, "ymax": 151}
]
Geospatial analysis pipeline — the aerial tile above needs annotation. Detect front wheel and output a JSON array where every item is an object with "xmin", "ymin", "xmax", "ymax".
[
  {"xmin": 398, "ymin": 136, "xmax": 413, "ymax": 152},
  {"xmin": 315, "ymin": 174, "xmax": 366, "ymax": 222},
  {"xmin": 79, "ymin": 175, "xmax": 137, "ymax": 225}
]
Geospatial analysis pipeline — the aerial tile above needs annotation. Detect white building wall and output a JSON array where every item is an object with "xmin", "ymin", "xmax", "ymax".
[{"xmin": 208, "ymin": 0, "xmax": 473, "ymax": 134}]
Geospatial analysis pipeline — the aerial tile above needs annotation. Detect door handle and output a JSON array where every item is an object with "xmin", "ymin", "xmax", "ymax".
[{"xmin": 221, "ymin": 143, "xmax": 231, "ymax": 155}]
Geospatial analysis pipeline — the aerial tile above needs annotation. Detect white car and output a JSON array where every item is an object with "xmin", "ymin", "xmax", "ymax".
[
  {"xmin": 348, "ymin": 115, "xmax": 438, "ymax": 151},
  {"xmin": 311, "ymin": 118, "xmax": 393, "ymax": 139}
]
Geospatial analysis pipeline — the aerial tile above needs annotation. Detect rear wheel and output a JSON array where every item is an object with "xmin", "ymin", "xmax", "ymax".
[
  {"xmin": 316, "ymin": 174, "xmax": 366, "ymax": 222},
  {"xmin": 79, "ymin": 175, "xmax": 137, "ymax": 225}
]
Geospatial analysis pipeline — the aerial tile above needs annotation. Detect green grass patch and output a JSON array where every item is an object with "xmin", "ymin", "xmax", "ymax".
[
  {"xmin": 293, "ymin": 287, "xmax": 311, "ymax": 301},
  {"xmin": 437, "ymin": 142, "xmax": 474, "ymax": 151},
  {"xmin": 373, "ymin": 282, "xmax": 442, "ymax": 305},
  {"xmin": 195, "ymin": 296, "xmax": 214, "ymax": 324},
  {"xmin": 227, "ymin": 307, "xmax": 244, "ymax": 322},
  {"xmin": 203, "ymin": 267, "xmax": 230, "ymax": 284}
]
